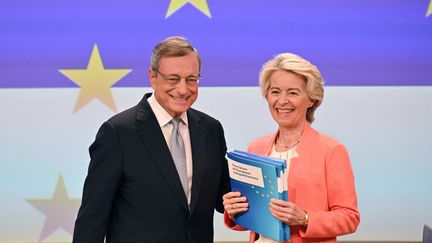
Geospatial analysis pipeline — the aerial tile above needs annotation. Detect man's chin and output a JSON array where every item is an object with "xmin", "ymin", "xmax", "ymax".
[
  {"xmin": 171, "ymin": 99, "xmax": 191, "ymax": 107},
  {"xmin": 170, "ymin": 105, "xmax": 189, "ymax": 115}
]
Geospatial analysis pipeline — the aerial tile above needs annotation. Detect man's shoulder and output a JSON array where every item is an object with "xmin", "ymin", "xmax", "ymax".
[
  {"xmin": 105, "ymin": 103, "xmax": 142, "ymax": 127},
  {"xmin": 104, "ymin": 94, "xmax": 151, "ymax": 124},
  {"xmin": 188, "ymin": 107, "xmax": 220, "ymax": 125},
  {"xmin": 111, "ymin": 106, "xmax": 135, "ymax": 120}
]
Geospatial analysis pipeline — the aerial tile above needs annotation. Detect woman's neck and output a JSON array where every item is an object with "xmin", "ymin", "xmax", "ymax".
[{"xmin": 276, "ymin": 121, "xmax": 307, "ymax": 149}]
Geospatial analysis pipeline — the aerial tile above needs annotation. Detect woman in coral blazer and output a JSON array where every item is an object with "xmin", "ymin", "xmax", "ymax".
[{"xmin": 223, "ymin": 53, "xmax": 360, "ymax": 243}]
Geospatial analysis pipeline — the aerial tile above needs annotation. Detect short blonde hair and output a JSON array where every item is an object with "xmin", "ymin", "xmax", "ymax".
[{"xmin": 259, "ymin": 53, "xmax": 324, "ymax": 123}]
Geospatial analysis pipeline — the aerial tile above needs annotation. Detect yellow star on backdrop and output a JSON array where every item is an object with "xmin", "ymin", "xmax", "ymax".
[
  {"xmin": 26, "ymin": 175, "xmax": 81, "ymax": 242},
  {"xmin": 427, "ymin": 0, "xmax": 432, "ymax": 17},
  {"xmin": 166, "ymin": 0, "xmax": 211, "ymax": 18},
  {"xmin": 59, "ymin": 44, "xmax": 132, "ymax": 113}
]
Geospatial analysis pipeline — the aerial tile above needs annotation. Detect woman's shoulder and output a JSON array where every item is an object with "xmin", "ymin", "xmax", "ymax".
[
  {"xmin": 308, "ymin": 125, "xmax": 346, "ymax": 150},
  {"xmin": 247, "ymin": 133, "xmax": 276, "ymax": 154},
  {"xmin": 249, "ymin": 133, "xmax": 274, "ymax": 144}
]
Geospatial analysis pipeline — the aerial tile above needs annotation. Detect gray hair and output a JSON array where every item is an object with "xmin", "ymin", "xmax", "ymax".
[{"xmin": 151, "ymin": 36, "xmax": 202, "ymax": 72}]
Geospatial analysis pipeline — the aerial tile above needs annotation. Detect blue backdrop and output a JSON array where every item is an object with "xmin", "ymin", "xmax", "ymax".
[{"xmin": 1, "ymin": 0, "xmax": 432, "ymax": 242}]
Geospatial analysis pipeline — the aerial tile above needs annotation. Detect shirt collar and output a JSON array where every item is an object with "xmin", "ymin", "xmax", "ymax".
[{"xmin": 148, "ymin": 94, "xmax": 189, "ymax": 127}]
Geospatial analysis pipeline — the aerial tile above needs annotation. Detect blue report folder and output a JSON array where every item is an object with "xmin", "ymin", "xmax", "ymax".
[{"xmin": 226, "ymin": 150, "xmax": 290, "ymax": 241}]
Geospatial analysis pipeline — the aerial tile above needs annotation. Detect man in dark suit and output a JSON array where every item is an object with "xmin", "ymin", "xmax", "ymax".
[{"xmin": 73, "ymin": 36, "xmax": 231, "ymax": 243}]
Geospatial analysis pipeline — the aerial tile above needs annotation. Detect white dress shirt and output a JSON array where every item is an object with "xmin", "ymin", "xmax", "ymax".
[{"xmin": 148, "ymin": 95, "xmax": 193, "ymax": 205}]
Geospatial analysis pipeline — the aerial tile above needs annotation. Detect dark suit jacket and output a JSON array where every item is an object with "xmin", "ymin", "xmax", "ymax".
[{"xmin": 73, "ymin": 93, "xmax": 231, "ymax": 243}]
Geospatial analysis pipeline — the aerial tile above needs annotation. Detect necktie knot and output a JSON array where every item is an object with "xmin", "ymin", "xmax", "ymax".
[{"xmin": 171, "ymin": 117, "xmax": 181, "ymax": 130}]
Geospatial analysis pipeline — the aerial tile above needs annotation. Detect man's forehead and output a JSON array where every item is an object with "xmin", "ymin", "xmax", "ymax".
[{"xmin": 158, "ymin": 54, "xmax": 200, "ymax": 72}]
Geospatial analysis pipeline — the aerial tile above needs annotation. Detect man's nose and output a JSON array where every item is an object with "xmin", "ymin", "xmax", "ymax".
[{"xmin": 175, "ymin": 79, "xmax": 189, "ymax": 93}]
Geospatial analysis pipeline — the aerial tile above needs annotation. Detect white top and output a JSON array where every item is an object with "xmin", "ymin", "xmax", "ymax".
[
  {"xmin": 255, "ymin": 145, "xmax": 298, "ymax": 243},
  {"xmin": 148, "ymin": 95, "xmax": 193, "ymax": 205}
]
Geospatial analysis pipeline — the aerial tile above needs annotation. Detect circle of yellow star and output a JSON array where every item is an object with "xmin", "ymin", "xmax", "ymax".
[
  {"xmin": 166, "ymin": 0, "xmax": 211, "ymax": 18},
  {"xmin": 427, "ymin": 0, "xmax": 432, "ymax": 17},
  {"xmin": 59, "ymin": 44, "xmax": 132, "ymax": 113},
  {"xmin": 26, "ymin": 175, "xmax": 81, "ymax": 242}
]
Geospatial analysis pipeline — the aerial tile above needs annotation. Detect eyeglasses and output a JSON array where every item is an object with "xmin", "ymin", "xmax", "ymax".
[{"xmin": 154, "ymin": 70, "xmax": 201, "ymax": 86}]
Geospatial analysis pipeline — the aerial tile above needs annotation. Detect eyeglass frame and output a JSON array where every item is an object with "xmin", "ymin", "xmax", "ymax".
[{"xmin": 154, "ymin": 69, "xmax": 201, "ymax": 86}]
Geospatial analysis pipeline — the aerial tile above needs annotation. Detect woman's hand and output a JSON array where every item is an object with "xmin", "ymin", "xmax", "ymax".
[
  {"xmin": 269, "ymin": 198, "xmax": 307, "ymax": 226},
  {"xmin": 222, "ymin": 191, "xmax": 249, "ymax": 220}
]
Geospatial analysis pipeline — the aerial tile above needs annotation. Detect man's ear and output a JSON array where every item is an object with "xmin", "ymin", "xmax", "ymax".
[{"xmin": 148, "ymin": 68, "xmax": 156, "ymax": 89}]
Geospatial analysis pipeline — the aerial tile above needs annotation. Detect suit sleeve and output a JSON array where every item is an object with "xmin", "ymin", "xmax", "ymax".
[
  {"xmin": 215, "ymin": 120, "xmax": 231, "ymax": 214},
  {"xmin": 73, "ymin": 121, "xmax": 123, "ymax": 243},
  {"xmin": 300, "ymin": 144, "xmax": 360, "ymax": 238}
]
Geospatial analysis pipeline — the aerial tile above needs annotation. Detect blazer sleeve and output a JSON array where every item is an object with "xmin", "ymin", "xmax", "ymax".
[
  {"xmin": 300, "ymin": 143, "xmax": 360, "ymax": 238},
  {"xmin": 223, "ymin": 211, "xmax": 248, "ymax": 231},
  {"xmin": 73, "ymin": 121, "xmax": 123, "ymax": 243},
  {"xmin": 215, "ymin": 121, "xmax": 232, "ymax": 214}
]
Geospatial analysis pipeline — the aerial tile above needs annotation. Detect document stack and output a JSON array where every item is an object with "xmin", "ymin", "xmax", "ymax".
[{"xmin": 226, "ymin": 150, "xmax": 290, "ymax": 241}]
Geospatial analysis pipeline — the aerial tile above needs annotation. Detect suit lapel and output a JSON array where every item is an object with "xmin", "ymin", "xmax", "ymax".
[
  {"xmin": 135, "ymin": 94, "xmax": 188, "ymax": 211},
  {"xmin": 187, "ymin": 110, "xmax": 206, "ymax": 214}
]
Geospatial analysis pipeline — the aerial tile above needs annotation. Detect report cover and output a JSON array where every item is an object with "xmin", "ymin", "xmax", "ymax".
[{"xmin": 226, "ymin": 150, "xmax": 290, "ymax": 241}]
